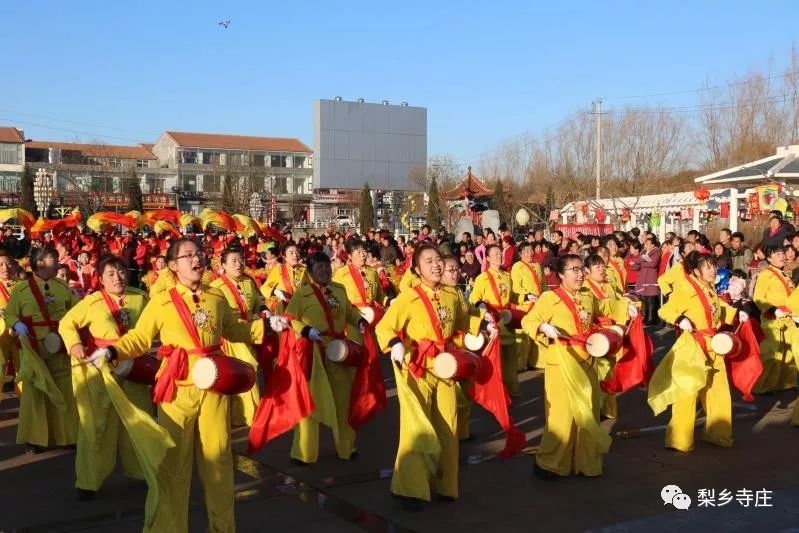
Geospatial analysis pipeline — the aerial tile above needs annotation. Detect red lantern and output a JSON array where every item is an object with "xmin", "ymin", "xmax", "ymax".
[
  {"xmin": 621, "ymin": 207, "xmax": 631, "ymax": 222},
  {"xmin": 694, "ymin": 188, "xmax": 710, "ymax": 203},
  {"xmin": 595, "ymin": 208, "xmax": 606, "ymax": 223}
]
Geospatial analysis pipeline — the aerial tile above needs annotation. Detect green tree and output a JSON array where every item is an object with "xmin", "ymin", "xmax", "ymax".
[
  {"xmin": 126, "ymin": 167, "xmax": 143, "ymax": 212},
  {"xmin": 359, "ymin": 183, "xmax": 374, "ymax": 234},
  {"xmin": 20, "ymin": 165, "xmax": 36, "ymax": 214},
  {"xmin": 426, "ymin": 174, "xmax": 441, "ymax": 229}
]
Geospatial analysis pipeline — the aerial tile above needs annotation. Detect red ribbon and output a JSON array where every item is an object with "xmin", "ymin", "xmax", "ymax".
[
  {"xmin": 99, "ymin": 290, "xmax": 126, "ymax": 337},
  {"xmin": 280, "ymin": 264, "xmax": 295, "ymax": 297},
  {"xmin": 600, "ymin": 314, "xmax": 654, "ymax": 394},
  {"xmin": 520, "ymin": 261, "xmax": 542, "ymax": 295},
  {"xmin": 348, "ymin": 326, "xmax": 386, "ymax": 430},
  {"xmin": 409, "ymin": 286, "xmax": 448, "ymax": 378},
  {"xmin": 726, "ymin": 320, "xmax": 764, "ymax": 401}
]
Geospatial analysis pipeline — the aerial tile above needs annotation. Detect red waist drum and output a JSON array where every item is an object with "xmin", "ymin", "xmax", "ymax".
[
  {"xmin": 499, "ymin": 308, "xmax": 527, "ymax": 330},
  {"xmin": 585, "ymin": 327, "xmax": 624, "ymax": 358},
  {"xmin": 433, "ymin": 349, "xmax": 483, "ymax": 381},
  {"xmin": 710, "ymin": 331, "xmax": 743, "ymax": 357},
  {"xmin": 113, "ymin": 354, "xmax": 161, "ymax": 385},
  {"xmin": 191, "ymin": 355, "xmax": 256, "ymax": 394},
  {"xmin": 325, "ymin": 339, "xmax": 365, "ymax": 366}
]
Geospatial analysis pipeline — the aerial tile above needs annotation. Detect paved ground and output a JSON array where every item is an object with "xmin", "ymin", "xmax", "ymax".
[{"xmin": 2, "ymin": 327, "xmax": 798, "ymax": 532}]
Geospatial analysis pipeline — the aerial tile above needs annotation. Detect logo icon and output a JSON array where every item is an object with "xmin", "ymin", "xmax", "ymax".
[{"xmin": 661, "ymin": 484, "xmax": 692, "ymax": 510}]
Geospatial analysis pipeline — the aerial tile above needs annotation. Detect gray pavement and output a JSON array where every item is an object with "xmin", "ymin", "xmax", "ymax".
[{"xmin": 2, "ymin": 327, "xmax": 798, "ymax": 532}]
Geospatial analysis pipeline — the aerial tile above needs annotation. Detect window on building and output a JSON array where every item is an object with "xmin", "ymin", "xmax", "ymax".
[
  {"xmin": 0, "ymin": 174, "xmax": 20, "ymax": 193},
  {"xmin": 252, "ymin": 154, "xmax": 265, "ymax": 166},
  {"xmin": 180, "ymin": 150, "xmax": 197, "ymax": 164},
  {"xmin": 202, "ymin": 152, "xmax": 213, "ymax": 165},
  {"xmin": 250, "ymin": 176, "xmax": 265, "ymax": 193},
  {"xmin": 204, "ymin": 175, "xmax": 221, "ymax": 193},
  {"xmin": 294, "ymin": 156, "xmax": 306, "ymax": 169},
  {"xmin": 146, "ymin": 177, "xmax": 165, "ymax": 194},
  {"xmin": 0, "ymin": 144, "xmax": 20, "ymax": 165},
  {"xmin": 212, "ymin": 152, "xmax": 224, "ymax": 166},
  {"xmin": 137, "ymin": 159, "xmax": 151, "ymax": 168},
  {"xmin": 90, "ymin": 176, "xmax": 116, "ymax": 193},
  {"xmin": 228, "ymin": 153, "xmax": 242, "ymax": 167},
  {"xmin": 182, "ymin": 175, "xmax": 197, "ymax": 193},
  {"xmin": 273, "ymin": 177, "xmax": 288, "ymax": 194},
  {"xmin": 270, "ymin": 155, "xmax": 287, "ymax": 168}
]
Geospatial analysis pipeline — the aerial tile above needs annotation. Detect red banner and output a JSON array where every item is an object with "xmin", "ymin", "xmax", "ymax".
[
  {"xmin": 142, "ymin": 194, "xmax": 176, "ymax": 209},
  {"xmin": 554, "ymin": 223, "xmax": 615, "ymax": 240}
]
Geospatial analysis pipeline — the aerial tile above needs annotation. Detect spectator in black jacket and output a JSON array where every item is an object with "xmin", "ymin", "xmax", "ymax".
[{"xmin": 762, "ymin": 213, "xmax": 794, "ymax": 248}]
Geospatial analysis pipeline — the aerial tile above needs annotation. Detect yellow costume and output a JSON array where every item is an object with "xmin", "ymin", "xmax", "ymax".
[
  {"xmin": 658, "ymin": 262, "xmax": 686, "ymax": 298},
  {"xmin": 6, "ymin": 276, "xmax": 78, "ymax": 447},
  {"xmin": 112, "ymin": 282, "xmax": 266, "ymax": 533},
  {"xmin": 398, "ymin": 268, "xmax": 420, "ymax": 294},
  {"xmin": 654, "ymin": 275, "xmax": 737, "ymax": 452},
  {"xmin": 285, "ymin": 282, "xmax": 363, "ymax": 463},
  {"xmin": 0, "ymin": 279, "xmax": 18, "ymax": 391},
  {"xmin": 148, "ymin": 268, "xmax": 176, "ymax": 297},
  {"xmin": 59, "ymin": 287, "xmax": 151, "ymax": 492},
  {"xmin": 752, "ymin": 266, "xmax": 797, "ymax": 392},
  {"xmin": 210, "ymin": 274, "xmax": 263, "ymax": 426},
  {"xmin": 606, "ymin": 256, "xmax": 627, "ymax": 294},
  {"xmin": 784, "ymin": 287, "xmax": 799, "ymax": 425},
  {"xmin": 511, "ymin": 260, "xmax": 544, "ymax": 369},
  {"xmin": 521, "ymin": 287, "xmax": 614, "ymax": 477},
  {"xmin": 260, "ymin": 263, "xmax": 308, "ymax": 313},
  {"xmin": 376, "ymin": 283, "xmax": 472, "ymax": 501},
  {"xmin": 469, "ymin": 268, "xmax": 519, "ymax": 395}
]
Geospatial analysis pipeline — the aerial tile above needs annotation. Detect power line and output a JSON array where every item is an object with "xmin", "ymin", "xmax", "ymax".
[
  {"xmin": 601, "ymin": 70, "xmax": 799, "ymax": 101},
  {"xmin": 602, "ymin": 93, "xmax": 798, "ymax": 115},
  {"xmin": 0, "ymin": 118, "xmax": 148, "ymax": 144},
  {"xmin": 0, "ymin": 108, "xmax": 156, "ymax": 137}
]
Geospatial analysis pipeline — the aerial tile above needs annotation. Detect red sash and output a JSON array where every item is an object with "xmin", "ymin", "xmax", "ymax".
[
  {"xmin": 220, "ymin": 275, "xmax": 248, "ymax": 320},
  {"xmin": 280, "ymin": 264, "xmax": 295, "ymax": 296},
  {"xmin": 684, "ymin": 275, "xmax": 714, "ymax": 331},
  {"xmin": 767, "ymin": 267, "xmax": 791, "ymax": 296},
  {"xmin": 585, "ymin": 279, "xmax": 606, "ymax": 300},
  {"xmin": 485, "ymin": 270, "xmax": 505, "ymax": 308},
  {"xmin": 520, "ymin": 261, "xmax": 542, "ymax": 294},
  {"xmin": 348, "ymin": 264, "xmax": 369, "ymax": 306},
  {"xmin": 610, "ymin": 259, "xmax": 626, "ymax": 285},
  {"xmin": 311, "ymin": 285, "xmax": 338, "ymax": 336},
  {"xmin": 409, "ymin": 286, "xmax": 451, "ymax": 378},
  {"xmin": 27, "ymin": 278, "xmax": 58, "ymax": 332},
  {"xmin": 553, "ymin": 286, "xmax": 585, "ymax": 336},
  {"xmin": 0, "ymin": 281, "xmax": 9, "ymax": 304},
  {"xmin": 99, "ymin": 289, "xmax": 126, "ymax": 337}
]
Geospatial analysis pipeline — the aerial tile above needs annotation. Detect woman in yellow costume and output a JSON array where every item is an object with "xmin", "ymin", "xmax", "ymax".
[
  {"xmin": 142, "ymin": 255, "xmax": 166, "ymax": 293},
  {"xmin": 751, "ymin": 245, "xmax": 797, "ymax": 393},
  {"xmin": 601, "ymin": 236, "xmax": 627, "ymax": 294},
  {"xmin": 650, "ymin": 251, "xmax": 745, "ymax": 453},
  {"xmin": 658, "ymin": 240, "xmax": 695, "ymax": 298},
  {"xmin": 260, "ymin": 242, "xmax": 308, "ymax": 313},
  {"xmin": 209, "ymin": 247, "xmax": 264, "ymax": 426},
  {"xmin": 469, "ymin": 244, "xmax": 518, "ymax": 396},
  {"xmin": 521, "ymin": 254, "xmax": 617, "ymax": 479},
  {"xmin": 59, "ymin": 255, "xmax": 151, "ymax": 501},
  {"xmin": 284, "ymin": 251, "xmax": 366, "ymax": 465},
  {"xmin": 7, "ymin": 246, "xmax": 79, "ymax": 454},
  {"xmin": 376, "ymin": 242, "xmax": 475, "ymax": 510},
  {"xmin": 85, "ymin": 237, "xmax": 288, "ymax": 533},
  {"xmin": 0, "ymin": 250, "xmax": 19, "ymax": 392},
  {"xmin": 332, "ymin": 239, "xmax": 385, "ymax": 320},
  {"xmin": 511, "ymin": 242, "xmax": 545, "ymax": 370},
  {"xmin": 581, "ymin": 253, "xmax": 639, "ymax": 419}
]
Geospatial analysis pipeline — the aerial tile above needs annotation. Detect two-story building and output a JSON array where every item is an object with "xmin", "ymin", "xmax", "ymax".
[
  {"xmin": 150, "ymin": 131, "xmax": 313, "ymax": 218},
  {"xmin": 0, "ymin": 127, "xmax": 25, "ymax": 206}
]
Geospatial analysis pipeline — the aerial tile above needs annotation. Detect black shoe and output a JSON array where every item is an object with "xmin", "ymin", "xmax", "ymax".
[
  {"xmin": 348, "ymin": 451, "xmax": 359, "ymax": 461},
  {"xmin": 397, "ymin": 495, "xmax": 423, "ymax": 511},
  {"xmin": 533, "ymin": 463, "xmax": 558, "ymax": 481},
  {"xmin": 437, "ymin": 494, "xmax": 456, "ymax": 503},
  {"xmin": 25, "ymin": 444, "xmax": 44, "ymax": 455},
  {"xmin": 76, "ymin": 488, "xmax": 96, "ymax": 502},
  {"xmin": 291, "ymin": 458, "xmax": 310, "ymax": 466}
]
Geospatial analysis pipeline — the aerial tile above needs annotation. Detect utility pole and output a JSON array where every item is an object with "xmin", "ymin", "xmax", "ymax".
[{"xmin": 594, "ymin": 98, "xmax": 603, "ymax": 200}]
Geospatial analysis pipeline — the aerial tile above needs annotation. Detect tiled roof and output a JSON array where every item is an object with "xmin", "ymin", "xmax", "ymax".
[
  {"xmin": 25, "ymin": 141, "xmax": 156, "ymax": 160},
  {"xmin": 165, "ymin": 131, "xmax": 311, "ymax": 153},
  {"xmin": 443, "ymin": 166, "xmax": 494, "ymax": 199},
  {"xmin": 0, "ymin": 127, "xmax": 24, "ymax": 143}
]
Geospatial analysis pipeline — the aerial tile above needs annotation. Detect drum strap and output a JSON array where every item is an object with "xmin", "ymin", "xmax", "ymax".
[
  {"xmin": 100, "ymin": 289, "xmax": 126, "ymax": 337},
  {"xmin": 610, "ymin": 259, "xmax": 626, "ymax": 286},
  {"xmin": 220, "ymin": 275, "xmax": 248, "ymax": 320},
  {"xmin": 485, "ymin": 270, "xmax": 505, "ymax": 308},
  {"xmin": 280, "ymin": 265, "xmax": 295, "ymax": 297},
  {"xmin": 767, "ymin": 267, "xmax": 792, "ymax": 296},
  {"xmin": 27, "ymin": 278, "xmax": 58, "ymax": 333},
  {"xmin": 348, "ymin": 264, "xmax": 369, "ymax": 306},
  {"xmin": 553, "ymin": 286, "xmax": 586, "ymax": 336},
  {"xmin": 684, "ymin": 275, "xmax": 714, "ymax": 330},
  {"xmin": 310, "ymin": 284, "xmax": 340, "ymax": 336},
  {"xmin": 585, "ymin": 279, "xmax": 606, "ymax": 300},
  {"xmin": 521, "ymin": 261, "xmax": 542, "ymax": 295},
  {"xmin": 409, "ymin": 286, "xmax": 451, "ymax": 378}
]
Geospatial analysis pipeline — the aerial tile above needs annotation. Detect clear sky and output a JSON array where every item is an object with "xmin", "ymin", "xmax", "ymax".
[{"xmin": 3, "ymin": 0, "xmax": 799, "ymax": 164}]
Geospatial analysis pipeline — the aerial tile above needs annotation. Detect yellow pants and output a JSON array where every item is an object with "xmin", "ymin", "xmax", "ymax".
[
  {"xmin": 536, "ymin": 361, "xmax": 603, "ymax": 476},
  {"xmin": 754, "ymin": 320, "xmax": 796, "ymax": 393},
  {"xmin": 147, "ymin": 386, "xmax": 234, "ymax": 533},
  {"xmin": 666, "ymin": 352, "xmax": 732, "ymax": 452},
  {"xmin": 17, "ymin": 350, "xmax": 77, "ymax": 447},
  {"xmin": 456, "ymin": 382, "xmax": 472, "ymax": 440},
  {"xmin": 223, "ymin": 341, "xmax": 260, "ymax": 427},
  {"xmin": 73, "ymin": 366, "xmax": 151, "ymax": 491},
  {"xmin": 392, "ymin": 371, "xmax": 458, "ymax": 501},
  {"xmin": 500, "ymin": 340, "xmax": 519, "ymax": 397},
  {"xmin": 291, "ymin": 360, "xmax": 356, "ymax": 463}
]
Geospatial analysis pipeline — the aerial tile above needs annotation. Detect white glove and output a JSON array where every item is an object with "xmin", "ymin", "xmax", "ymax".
[
  {"xmin": 358, "ymin": 321, "xmax": 366, "ymax": 334},
  {"xmin": 274, "ymin": 288, "xmax": 288, "ymax": 302},
  {"xmin": 308, "ymin": 328, "xmax": 323, "ymax": 342},
  {"xmin": 539, "ymin": 323, "xmax": 560, "ymax": 339},
  {"xmin": 13, "ymin": 321, "xmax": 29, "ymax": 338},
  {"xmin": 390, "ymin": 342, "xmax": 405, "ymax": 364},
  {"xmin": 678, "ymin": 318, "xmax": 693, "ymax": 332},
  {"xmin": 477, "ymin": 302, "xmax": 487, "ymax": 312},
  {"xmin": 628, "ymin": 304, "xmax": 639, "ymax": 319},
  {"xmin": 773, "ymin": 308, "xmax": 787, "ymax": 319},
  {"xmin": 739, "ymin": 310, "xmax": 750, "ymax": 322},
  {"xmin": 486, "ymin": 322, "xmax": 499, "ymax": 337},
  {"xmin": 527, "ymin": 294, "xmax": 537, "ymax": 303},
  {"xmin": 85, "ymin": 348, "xmax": 111, "ymax": 369},
  {"xmin": 269, "ymin": 316, "xmax": 289, "ymax": 333}
]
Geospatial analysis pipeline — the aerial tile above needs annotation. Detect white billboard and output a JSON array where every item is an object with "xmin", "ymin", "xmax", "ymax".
[{"xmin": 313, "ymin": 99, "xmax": 427, "ymax": 191}]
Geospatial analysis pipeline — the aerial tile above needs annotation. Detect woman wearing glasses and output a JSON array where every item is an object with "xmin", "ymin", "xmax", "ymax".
[
  {"xmin": 59, "ymin": 255, "xmax": 151, "ymax": 501},
  {"xmin": 85, "ymin": 237, "xmax": 289, "ymax": 533},
  {"xmin": 652, "ymin": 251, "xmax": 745, "ymax": 453},
  {"xmin": 376, "ymin": 242, "xmax": 475, "ymax": 510},
  {"xmin": 521, "ymin": 254, "xmax": 617, "ymax": 479},
  {"xmin": 6, "ymin": 246, "xmax": 79, "ymax": 454},
  {"xmin": 751, "ymin": 245, "xmax": 797, "ymax": 393}
]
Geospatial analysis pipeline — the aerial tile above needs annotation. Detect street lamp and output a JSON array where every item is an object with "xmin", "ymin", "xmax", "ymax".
[{"xmin": 34, "ymin": 168, "xmax": 54, "ymax": 217}]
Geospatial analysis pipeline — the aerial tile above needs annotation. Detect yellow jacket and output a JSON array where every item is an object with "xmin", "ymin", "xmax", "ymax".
[
  {"xmin": 149, "ymin": 269, "xmax": 176, "ymax": 297},
  {"xmin": 753, "ymin": 266, "xmax": 794, "ymax": 314},
  {"xmin": 658, "ymin": 275, "xmax": 736, "ymax": 331},
  {"xmin": 112, "ymin": 283, "xmax": 266, "ymax": 363},
  {"xmin": 510, "ymin": 260, "xmax": 543, "ymax": 310},
  {"xmin": 210, "ymin": 275, "xmax": 262, "ymax": 320},
  {"xmin": 59, "ymin": 287, "xmax": 149, "ymax": 353},
  {"xmin": 581, "ymin": 279, "xmax": 632, "ymax": 324},
  {"xmin": 398, "ymin": 268, "xmax": 420, "ymax": 294},
  {"xmin": 285, "ymin": 282, "xmax": 362, "ymax": 338},
  {"xmin": 658, "ymin": 262, "xmax": 686, "ymax": 297},
  {"xmin": 469, "ymin": 268, "xmax": 512, "ymax": 309},
  {"xmin": 521, "ymin": 286, "xmax": 613, "ymax": 364},
  {"xmin": 332, "ymin": 263, "xmax": 385, "ymax": 307},
  {"xmin": 6, "ymin": 276, "xmax": 77, "ymax": 345},
  {"xmin": 260, "ymin": 263, "xmax": 308, "ymax": 301},
  {"xmin": 606, "ymin": 257, "xmax": 627, "ymax": 293}
]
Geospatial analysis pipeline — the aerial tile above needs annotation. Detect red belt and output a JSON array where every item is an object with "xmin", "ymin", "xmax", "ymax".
[
  {"xmin": 152, "ymin": 343, "xmax": 221, "ymax": 403},
  {"xmin": 409, "ymin": 337, "xmax": 452, "ymax": 378}
]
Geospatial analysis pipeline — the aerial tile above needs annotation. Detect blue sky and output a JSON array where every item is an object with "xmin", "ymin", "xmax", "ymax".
[{"xmin": 3, "ymin": 1, "xmax": 799, "ymax": 164}]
